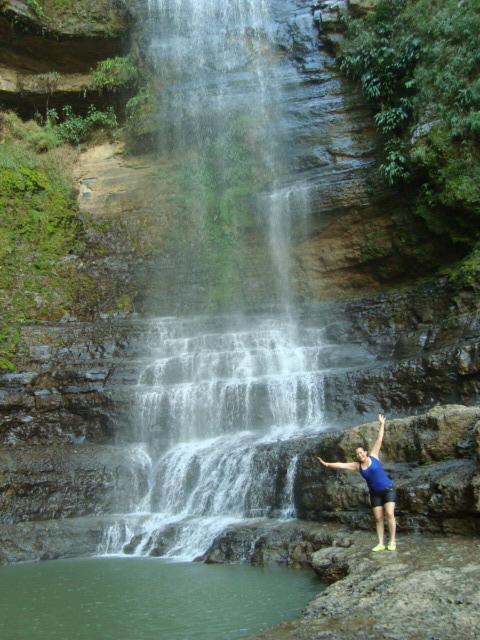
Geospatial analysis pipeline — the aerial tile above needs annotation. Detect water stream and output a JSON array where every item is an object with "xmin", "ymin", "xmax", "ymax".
[
  {"xmin": 103, "ymin": 315, "xmax": 330, "ymax": 559},
  {"xmin": 102, "ymin": 0, "xmax": 348, "ymax": 559}
]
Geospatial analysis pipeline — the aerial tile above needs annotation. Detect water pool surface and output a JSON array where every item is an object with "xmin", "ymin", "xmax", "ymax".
[{"xmin": 0, "ymin": 558, "xmax": 322, "ymax": 640}]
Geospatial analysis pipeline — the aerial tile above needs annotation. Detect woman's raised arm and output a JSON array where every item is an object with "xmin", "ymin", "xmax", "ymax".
[{"xmin": 370, "ymin": 414, "xmax": 386, "ymax": 458}]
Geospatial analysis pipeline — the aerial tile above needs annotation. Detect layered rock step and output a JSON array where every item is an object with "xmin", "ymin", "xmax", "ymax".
[
  {"xmin": 1, "ymin": 296, "xmax": 480, "ymax": 564},
  {"xmin": 0, "ymin": 444, "xmax": 149, "ymax": 525},
  {"xmin": 103, "ymin": 404, "xmax": 480, "ymax": 562},
  {"xmin": 0, "ymin": 0, "xmax": 131, "ymax": 116}
]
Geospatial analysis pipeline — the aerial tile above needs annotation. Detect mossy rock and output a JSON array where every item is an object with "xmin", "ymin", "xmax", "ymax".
[{"xmin": 0, "ymin": 0, "xmax": 129, "ymax": 38}]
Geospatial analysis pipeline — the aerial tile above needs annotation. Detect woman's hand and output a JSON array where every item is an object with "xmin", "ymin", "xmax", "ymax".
[
  {"xmin": 378, "ymin": 414, "xmax": 386, "ymax": 426},
  {"xmin": 316, "ymin": 456, "xmax": 329, "ymax": 468}
]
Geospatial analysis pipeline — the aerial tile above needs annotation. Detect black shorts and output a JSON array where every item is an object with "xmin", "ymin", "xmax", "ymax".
[{"xmin": 369, "ymin": 486, "xmax": 396, "ymax": 508}]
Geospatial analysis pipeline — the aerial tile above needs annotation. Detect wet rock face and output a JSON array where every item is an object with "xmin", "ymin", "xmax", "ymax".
[
  {"xmin": 73, "ymin": 142, "xmax": 173, "ymax": 315},
  {"xmin": 0, "ymin": 515, "xmax": 120, "ymax": 564},
  {"xmin": 304, "ymin": 279, "xmax": 480, "ymax": 420},
  {"xmin": 0, "ymin": 445, "xmax": 147, "ymax": 525},
  {"xmin": 295, "ymin": 405, "xmax": 480, "ymax": 534},
  {"xmin": 290, "ymin": 2, "xmax": 458, "ymax": 301},
  {"xmin": 0, "ymin": 322, "xmax": 136, "ymax": 446},
  {"xmin": 294, "ymin": 1, "xmax": 470, "ymax": 308}
]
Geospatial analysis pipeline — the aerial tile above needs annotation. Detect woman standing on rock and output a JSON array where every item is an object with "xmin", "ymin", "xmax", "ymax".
[{"xmin": 317, "ymin": 414, "xmax": 396, "ymax": 552}]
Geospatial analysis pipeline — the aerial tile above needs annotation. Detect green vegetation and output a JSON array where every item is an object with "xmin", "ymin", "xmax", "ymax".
[
  {"xmin": 3, "ymin": 112, "xmax": 62, "ymax": 153},
  {"xmin": 340, "ymin": 0, "xmax": 480, "ymax": 285},
  {"xmin": 91, "ymin": 55, "xmax": 139, "ymax": 92},
  {"xmin": 49, "ymin": 105, "xmax": 118, "ymax": 145},
  {"xmin": 4, "ymin": 105, "xmax": 118, "ymax": 150},
  {"xmin": 25, "ymin": 0, "xmax": 45, "ymax": 18},
  {"xmin": 51, "ymin": 0, "xmax": 74, "ymax": 9},
  {"xmin": 360, "ymin": 230, "xmax": 391, "ymax": 263},
  {"xmin": 449, "ymin": 246, "xmax": 480, "ymax": 289},
  {"xmin": 0, "ymin": 109, "xmax": 128, "ymax": 369},
  {"xmin": 0, "ymin": 114, "xmax": 84, "ymax": 369}
]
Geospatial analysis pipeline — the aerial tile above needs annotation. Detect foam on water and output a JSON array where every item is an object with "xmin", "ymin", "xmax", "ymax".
[{"xmin": 101, "ymin": 316, "xmax": 328, "ymax": 559}]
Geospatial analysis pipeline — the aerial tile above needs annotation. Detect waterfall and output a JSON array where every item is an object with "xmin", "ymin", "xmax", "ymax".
[{"xmin": 101, "ymin": 0, "xmax": 332, "ymax": 560}]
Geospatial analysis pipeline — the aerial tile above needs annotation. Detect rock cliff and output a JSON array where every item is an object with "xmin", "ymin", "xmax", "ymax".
[{"xmin": 0, "ymin": 0, "xmax": 479, "ymax": 570}]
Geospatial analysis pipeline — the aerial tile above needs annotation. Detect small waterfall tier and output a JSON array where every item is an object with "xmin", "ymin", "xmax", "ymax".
[{"xmin": 101, "ymin": 314, "xmax": 370, "ymax": 560}]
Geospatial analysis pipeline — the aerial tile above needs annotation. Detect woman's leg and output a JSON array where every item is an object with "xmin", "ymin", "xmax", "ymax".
[
  {"xmin": 384, "ymin": 501, "xmax": 396, "ymax": 544},
  {"xmin": 372, "ymin": 505, "xmax": 384, "ymax": 545}
]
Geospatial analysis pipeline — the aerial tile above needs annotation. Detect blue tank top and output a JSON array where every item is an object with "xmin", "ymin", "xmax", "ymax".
[{"xmin": 359, "ymin": 456, "xmax": 392, "ymax": 492}]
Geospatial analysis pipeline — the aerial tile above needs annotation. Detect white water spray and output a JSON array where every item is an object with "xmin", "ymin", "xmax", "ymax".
[{"xmin": 101, "ymin": 1, "xmax": 336, "ymax": 560}]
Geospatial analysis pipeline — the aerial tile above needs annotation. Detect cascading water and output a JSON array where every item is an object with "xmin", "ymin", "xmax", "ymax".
[
  {"xmin": 102, "ymin": 316, "xmax": 329, "ymax": 558},
  {"xmin": 101, "ymin": 0, "xmax": 349, "ymax": 559}
]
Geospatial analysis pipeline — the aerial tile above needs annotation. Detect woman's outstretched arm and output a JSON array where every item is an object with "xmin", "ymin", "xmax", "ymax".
[
  {"xmin": 316, "ymin": 457, "xmax": 357, "ymax": 472},
  {"xmin": 370, "ymin": 414, "xmax": 386, "ymax": 459}
]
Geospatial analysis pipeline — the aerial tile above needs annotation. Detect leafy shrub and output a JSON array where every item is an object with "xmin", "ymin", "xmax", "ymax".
[
  {"xmin": 340, "ymin": 0, "xmax": 480, "ymax": 250},
  {"xmin": 449, "ymin": 245, "xmax": 480, "ymax": 289},
  {"xmin": 1, "ymin": 112, "xmax": 61, "ymax": 154},
  {"xmin": 379, "ymin": 138, "xmax": 410, "ymax": 185},
  {"xmin": 25, "ymin": 0, "xmax": 45, "ymax": 18},
  {"xmin": 25, "ymin": 123, "xmax": 62, "ymax": 152},
  {"xmin": 53, "ymin": 105, "xmax": 118, "ymax": 144},
  {"xmin": 374, "ymin": 99, "xmax": 412, "ymax": 134},
  {"xmin": 91, "ymin": 56, "xmax": 139, "ymax": 92},
  {"xmin": 2, "ymin": 111, "xmax": 29, "ymax": 141}
]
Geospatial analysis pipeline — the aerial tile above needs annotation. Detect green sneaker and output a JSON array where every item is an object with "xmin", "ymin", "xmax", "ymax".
[
  {"xmin": 371, "ymin": 543, "xmax": 386, "ymax": 552},
  {"xmin": 387, "ymin": 541, "xmax": 397, "ymax": 551}
]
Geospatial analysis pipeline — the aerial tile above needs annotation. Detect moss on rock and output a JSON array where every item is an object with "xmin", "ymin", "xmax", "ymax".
[
  {"xmin": 0, "ymin": 112, "xmax": 133, "ymax": 370},
  {"xmin": 0, "ymin": 0, "xmax": 130, "ymax": 38}
]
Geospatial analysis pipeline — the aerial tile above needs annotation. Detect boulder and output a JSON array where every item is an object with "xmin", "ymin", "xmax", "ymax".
[{"xmin": 295, "ymin": 405, "xmax": 480, "ymax": 533}]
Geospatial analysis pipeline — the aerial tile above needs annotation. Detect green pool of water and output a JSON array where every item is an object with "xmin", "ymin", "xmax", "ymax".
[{"xmin": 0, "ymin": 558, "xmax": 322, "ymax": 640}]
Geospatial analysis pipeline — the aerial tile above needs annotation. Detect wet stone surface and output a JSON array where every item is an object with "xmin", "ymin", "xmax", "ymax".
[{"xmin": 246, "ymin": 527, "xmax": 480, "ymax": 640}]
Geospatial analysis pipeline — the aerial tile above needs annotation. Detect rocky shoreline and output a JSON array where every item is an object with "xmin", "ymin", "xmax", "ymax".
[
  {"xmin": 246, "ymin": 525, "xmax": 480, "ymax": 640},
  {"xmin": 201, "ymin": 402, "xmax": 480, "ymax": 640},
  {"xmin": 1, "ymin": 386, "xmax": 479, "ymax": 639}
]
